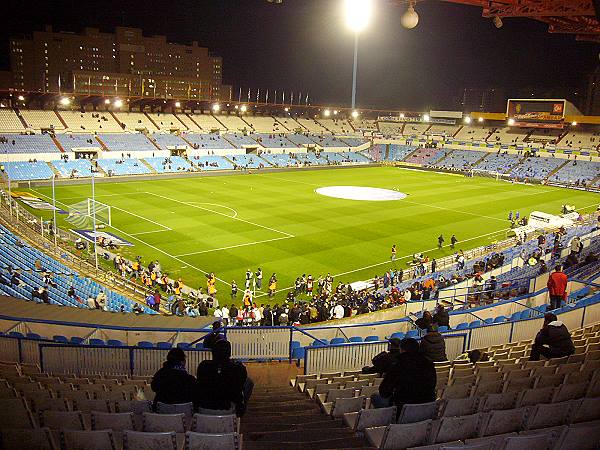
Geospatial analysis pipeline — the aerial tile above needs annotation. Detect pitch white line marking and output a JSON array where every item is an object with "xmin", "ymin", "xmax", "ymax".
[
  {"xmin": 130, "ymin": 230, "xmax": 171, "ymax": 236},
  {"xmin": 175, "ymin": 235, "xmax": 294, "ymax": 257},
  {"xmin": 187, "ymin": 202, "xmax": 238, "ymax": 218},
  {"xmin": 145, "ymin": 191, "xmax": 295, "ymax": 238}
]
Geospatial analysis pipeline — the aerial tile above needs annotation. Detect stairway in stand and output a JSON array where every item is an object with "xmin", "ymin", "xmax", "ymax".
[{"xmin": 241, "ymin": 385, "xmax": 373, "ymax": 449}]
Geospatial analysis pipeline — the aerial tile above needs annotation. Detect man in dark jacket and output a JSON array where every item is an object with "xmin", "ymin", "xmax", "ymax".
[
  {"xmin": 372, "ymin": 338, "xmax": 436, "ymax": 413},
  {"xmin": 419, "ymin": 326, "xmax": 447, "ymax": 362},
  {"xmin": 203, "ymin": 321, "xmax": 225, "ymax": 349},
  {"xmin": 362, "ymin": 338, "xmax": 402, "ymax": 376},
  {"xmin": 432, "ymin": 305, "xmax": 449, "ymax": 328},
  {"xmin": 529, "ymin": 313, "xmax": 575, "ymax": 361},
  {"xmin": 196, "ymin": 339, "xmax": 249, "ymax": 416},
  {"xmin": 150, "ymin": 348, "xmax": 197, "ymax": 410}
]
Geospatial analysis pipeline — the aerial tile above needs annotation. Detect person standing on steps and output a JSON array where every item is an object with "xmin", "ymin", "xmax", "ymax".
[
  {"xmin": 547, "ymin": 265, "xmax": 568, "ymax": 310},
  {"xmin": 438, "ymin": 234, "xmax": 444, "ymax": 249}
]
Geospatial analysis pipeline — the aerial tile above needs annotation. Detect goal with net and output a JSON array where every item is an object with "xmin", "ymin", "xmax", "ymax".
[{"xmin": 65, "ymin": 198, "xmax": 112, "ymax": 228}]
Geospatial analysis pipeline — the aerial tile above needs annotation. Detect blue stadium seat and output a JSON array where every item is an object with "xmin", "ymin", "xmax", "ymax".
[
  {"xmin": 390, "ymin": 332, "xmax": 405, "ymax": 340},
  {"xmin": 311, "ymin": 339, "xmax": 329, "ymax": 347},
  {"xmin": 349, "ymin": 337, "xmax": 363, "ymax": 343},
  {"xmin": 26, "ymin": 333, "xmax": 42, "ymax": 340},
  {"xmin": 107, "ymin": 339, "xmax": 124, "ymax": 347},
  {"xmin": 53, "ymin": 335, "xmax": 68, "ymax": 344},
  {"xmin": 137, "ymin": 341, "xmax": 154, "ymax": 348},
  {"xmin": 493, "ymin": 316, "xmax": 507, "ymax": 323},
  {"xmin": 292, "ymin": 346, "xmax": 306, "ymax": 360},
  {"xmin": 330, "ymin": 338, "xmax": 346, "ymax": 345},
  {"xmin": 365, "ymin": 335, "xmax": 379, "ymax": 342},
  {"xmin": 483, "ymin": 318, "xmax": 494, "ymax": 325},
  {"xmin": 437, "ymin": 326, "xmax": 448, "ymax": 332},
  {"xmin": 406, "ymin": 330, "xmax": 420, "ymax": 338},
  {"xmin": 468, "ymin": 321, "xmax": 482, "ymax": 328},
  {"xmin": 177, "ymin": 342, "xmax": 191, "ymax": 349},
  {"xmin": 455, "ymin": 323, "xmax": 469, "ymax": 330},
  {"xmin": 89, "ymin": 339, "xmax": 106, "ymax": 346},
  {"xmin": 156, "ymin": 342, "xmax": 172, "ymax": 349},
  {"xmin": 195, "ymin": 342, "xmax": 204, "ymax": 349},
  {"xmin": 8, "ymin": 331, "xmax": 24, "ymax": 338},
  {"xmin": 70, "ymin": 337, "xmax": 85, "ymax": 345}
]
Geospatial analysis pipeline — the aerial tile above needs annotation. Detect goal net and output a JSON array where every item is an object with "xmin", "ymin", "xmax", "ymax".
[{"xmin": 65, "ymin": 198, "xmax": 112, "ymax": 228}]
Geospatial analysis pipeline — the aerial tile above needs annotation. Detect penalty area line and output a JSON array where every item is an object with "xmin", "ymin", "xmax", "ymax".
[{"xmin": 175, "ymin": 235, "xmax": 294, "ymax": 257}]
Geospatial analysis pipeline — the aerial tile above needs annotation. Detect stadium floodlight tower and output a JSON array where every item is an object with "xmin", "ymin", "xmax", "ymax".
[{"xmin": 344, "ymin": 0, "xmax": 373, "ymax": 110}]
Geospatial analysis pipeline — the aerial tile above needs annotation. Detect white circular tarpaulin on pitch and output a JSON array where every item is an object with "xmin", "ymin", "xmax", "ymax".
[{"xmin": 315, "ymin": 186, "xmax": 407, "ymax": 201}]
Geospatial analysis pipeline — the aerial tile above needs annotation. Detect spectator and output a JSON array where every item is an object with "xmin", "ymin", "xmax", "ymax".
[
  {"xmin": 196, "ymin": 339, "xmax": 250, "ymax": 416},
  {"xmin": 432, "ymin": 304, "xmax": 449, "ymax": 328},
  {"xmin": 374, "ymin": 338, "xmax": 436, "ymax": 415},
  {"xmin": 151, "ymin": 348, "xmax": 197, "ymax": 410},
  {"xmin": 203, "ymin": 321, "xmax": 224, "ymax": 349},
  {"xmin": 467, "ymin": 349, "xmax": 489, "ymax": 364},
  {"xmin": 32, "ymin": 286, "xmax": 49, "ymax": 303},
  {"xmin": 529, "ymin": 313, "xmax": 575, "ymax": 361},
  {"xmin": 419, "ymin": 326, "xmax": 447, "ymax": 362},
  {"xmin": 547, "ymin": 265, "xmax": 568, "ymax": 310},
  {"xmin": 362, "ymin": 338, "xmax": 402, "ymax": 376},
  {"xmin": 415, "ymin": 310, "xmax": 433, "ymax": 330}
]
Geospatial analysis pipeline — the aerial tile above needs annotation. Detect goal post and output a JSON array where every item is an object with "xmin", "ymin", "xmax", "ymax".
[{"xmin": 65, "ymin": 198, "xmax": 112, "ymax": 228}]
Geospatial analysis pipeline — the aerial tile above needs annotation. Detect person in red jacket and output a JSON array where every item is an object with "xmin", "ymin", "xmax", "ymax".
[{"xmin": 547, "ymin": 265, "xmax": 568, "ymax": 310}]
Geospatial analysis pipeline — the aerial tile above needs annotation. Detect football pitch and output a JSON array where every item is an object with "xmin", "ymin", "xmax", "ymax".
[{"xmin": 28, "ymin": 166, "xmax": 599, "ymax": 302}]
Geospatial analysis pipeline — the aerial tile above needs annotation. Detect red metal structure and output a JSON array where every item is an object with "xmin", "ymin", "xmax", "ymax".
[{"xmin": 442, "ymin": 0, "xmax": 600, "ymax": 42}]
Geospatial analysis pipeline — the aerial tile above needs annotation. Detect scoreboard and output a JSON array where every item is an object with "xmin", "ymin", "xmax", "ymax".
[{"xmin": 506, "ymin": 99, "xmax": 566, "ymax": 128}]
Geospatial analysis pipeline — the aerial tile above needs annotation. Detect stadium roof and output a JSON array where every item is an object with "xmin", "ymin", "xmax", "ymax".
[{"xmin": 441, "ymin": 0, "xmax": 600, "ymax": 42}]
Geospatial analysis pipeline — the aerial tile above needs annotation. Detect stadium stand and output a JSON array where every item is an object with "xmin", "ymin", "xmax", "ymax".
[
  {"xmin": 228, "ymin": 154, "xmax": 266, "ymax": 169},
  {"xmin": 427, "ymin": 124, "xmax": 461, "ymax": 138},
  {"xmin": 242, "ymin": 115, "xmax": 287, "ymax": 133},
  {"xmin": 20, "ymin": 110, "xmax": 65, "ymax": 131},
  {"xmin": 113, "ymin": 112, "xmax": 158, "ymax": 131},
  {"xmin": 473, "ymin": 152, "xmax": 523, "ymax": 174},
  {"xmin": 527, "ymin": 128, "xmax": 563, "ymax": 144},
  {"xmin": 214, "ymin": 115, "xmax": 250, "ymax": 132},
  {"xmin": 489, "ymin": 127, "xmax": 529, "ymax": 144},
  {"xmin": 0, "ymin": 224, "xmax": 154, "ymax": 313},
  {"xmin": 189, "ymin": 155, "xmax": 234, "ymax": 170},
  {"xmin": 97, "ymin": 158, "xmax": 152, "ymax": 176},
  {"xmin": 54, "ymin": 133, "xmax": 100, "ymax": 152},
  {"xmin": 403, "ymin": 123, "xmax": 431, "ymax": 137},
  {"xmin": 294, "ymin": 117, "xmax": 329, "ymax": 132},
  {"xmin": 353, "ymin": 119, "xmax": 378, "ymax": 131},
  {"xmin": 2, "ymin": 161, "xmax": 54, "ymax": 180},
  {"xmin": 341, "ymin": 137, "xmax": 368, "ymax": 147},
  {"xmin": 188, "ymin": 114, "xmax": 227, "ymax": 132},
  {"xmin": 286, "ymin": 133, "xmax": 319, "ymax": 146},
  {"xmin": 222, "ymin": 133, "xmax": 259, "ymax": 148},
  {"xmin": 317, "ymin": 119, "xmax": 354, "ymax": 134},
  {"xmin": 183, "ymin": 133, "xmax": 235, "ymax": 150},
  {"xmin": 431, "ymin": 149, "xmax": 486, "ymax": 170},
  {"xmin": 51, "ymin": 159, "xmax": 94, "ymax": 178},
  {"xmin": 310, "ymin": 134, "xmax": 349, "ymax": 148},
  {"xmin": 454, "ymin": 125, "xmax": 493, "ymax": 142},
  {"xmin": 549, "ymin": 159, "xmax": 600, "ymax": 186},
  {"xmin": 0, "ymin": 133, "xmax": 60, "ymax": 154},
  {"xmin": 148, "ymin": 133, "xmax": 187, "ymax": 151},
  {"xmin": 251, "ymin": 133, "xmax": 297, "ymax": 148},
  {"xmin": 403, "ymin": 148, "xmax": 446, "ymax": 165},
  {"xmin": 98, "ymin": 133, "xmax": 157, "ymax": 153},
  {"xmin": 144, "ymin": 156, "xmax": 192, "ymax": 173},
  {"xmin": 378, "ymin": 121, "xmax": 404, "ymax": 136},
  {"xmin": 259, "ymin": 153, "xmax": 297, "ymax": 167},
  {"xmin": 294, "ymin": 152, "xmax": 328, "ymax": 165},
  {"xmin": 272, "ymin": 116, "xmax": 297, "ymax": 132},
  {"xmin": 562, "ymin": 129, "xmax": 600, "ymax": 150},
  {"xmin": 146, "ymin": 113, "xmax": 184, "ymax": 131},
  {"xmin": 58, "ymin": 111, "xmax": 123, "ymax": 133},
  {"xmin": 509, "ymin": 156, "xmax": 565, "ymax": 181},
  {"xmin": 386, "ymin": 144, "xmax": 416, "ymax": 161},
  {"xmin": 0, "ymin": 109, "xmax": 26, "ymax": 132},
  {"xmin": 173, "ymin": 114, "xmax": 202, "ymax": 132}
]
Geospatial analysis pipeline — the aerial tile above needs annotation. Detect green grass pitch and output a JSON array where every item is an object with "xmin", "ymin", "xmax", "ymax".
[{"xmin": 28, "ymin": 166, "xmax": 599, "ymax": 303}]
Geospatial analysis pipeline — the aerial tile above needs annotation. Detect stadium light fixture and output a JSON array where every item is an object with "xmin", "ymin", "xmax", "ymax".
[
  {"xmin": 401, "ymin": 1, "xmax": 419, "ymax": 29},
  {"xmin": 104, "ymin": 99, "xmax": 111, "ymax": 105},
  {"xmin": 284, "ymin": 107, "xmax": 290, "ymax": 112},
  {"xmin": 113, "ymin": 99, "xmax": 123, "ymax": 108},
  {"xmin": 212, "ymin": 103, "xmax": 221, "ymax": 112},
  {"xmin": 399, "ymin": 113, "xmax": 405, "ymax": 118},
  {"xmin": 571, "ymin": 121, "xmax": 577, "ymax": 126},
  {"xmin": 240, "ymin": 105, "xmax": 248, "ymax": 112},
  {"xmin": 423, "ymin": 114, "xmax": 430, "ymax": 122},
  {"xmin": 478, "ymin": 117, "xmax": 484, "ymax": 123},
  {"xmin": 333, "ymin": 110, "xmax": 338, "ymax": 115},
  {"xmin": 464, "ymin": 116, "xmax": 472, "ymax": 124},
  {"xmin": 507, "ymin": 118, "xmax": 515, "ymax": 126},
  {"xmin": 17, "ymin": 95, "xmax": 25, "ymax": 101},
  {"xmin": 60, "ymin": 97, "xmax": 71, "ymax": 106},
  {"xmin": 324, "ymin": 109, "xmax": 331, "ymax": 117},
  {"xmin": 351, "ymin": 110, "xmax": 359, "ymax": 119},
  {"xmin": 234, "ymin": 105, "xmax": 239, "ymax": 110},
  {"xmin": 345, "ymin": 0, "xmax": 373, "ymax": 110},
  {"xmin": 174, "ymin": 101, "xmax": 181, "ymax": 108}
]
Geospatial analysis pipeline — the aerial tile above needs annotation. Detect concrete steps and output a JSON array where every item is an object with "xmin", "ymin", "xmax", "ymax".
[{"xmin": 242, "ymin": 385, "xmax": 373, "ymax": 449}]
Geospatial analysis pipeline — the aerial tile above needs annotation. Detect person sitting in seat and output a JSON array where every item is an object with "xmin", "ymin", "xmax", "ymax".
[
  {"xmin": 151, "ymin": 348, "xmax": 197, "ymax": 410},
  {"xmin": 362, "ymin": 338, "xmax": 402, "ymax": 376},
  {"xmin": 371, "ymin": 338, "xmax": 436, "ymax": 412},
  {"xmin": 529, "ymin": 312, "xmax": 575, "ymax": 361},
  {"xmin": 203, "ymin": 321, "xmax": 225, "ymax": 349},
  {"xmin": 196, "ymin": 339, "xmax": 250, "ymax": 417}
]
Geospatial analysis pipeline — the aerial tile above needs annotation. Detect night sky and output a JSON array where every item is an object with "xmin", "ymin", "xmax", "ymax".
[{"xmin": 1, "ymin": 0, "xmax": 597, "ymax": 110}]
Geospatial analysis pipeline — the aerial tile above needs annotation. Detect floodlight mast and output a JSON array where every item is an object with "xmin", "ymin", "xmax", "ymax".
[{"xmin": 345, "ymin": 0, "xmax": 372, "ymax": 110}]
